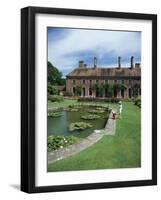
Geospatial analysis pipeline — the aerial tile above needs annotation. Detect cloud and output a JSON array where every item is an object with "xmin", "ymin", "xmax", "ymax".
[{"xmin": 48, "ymin": 28, "xmax": 141, "ymax": 76}]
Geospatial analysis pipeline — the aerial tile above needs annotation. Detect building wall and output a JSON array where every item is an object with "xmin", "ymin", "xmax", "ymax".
[{"xmin": 66, "ymin": 77, "xmax": 141, "ymax": 98}]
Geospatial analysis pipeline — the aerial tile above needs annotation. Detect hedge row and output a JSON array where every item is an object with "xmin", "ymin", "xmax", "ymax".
[
  {"xmin": 78, "ymin": 97, "xmax": 121, "ymax": 103},
  {"xmin": 48, "ymin": 95, "xmax": 64, "ymax": 102}
]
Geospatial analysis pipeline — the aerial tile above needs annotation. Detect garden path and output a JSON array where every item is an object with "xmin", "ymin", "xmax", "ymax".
[{"xmin": 48, "ymin": 110, "xmax": 116, "ymax": 164}]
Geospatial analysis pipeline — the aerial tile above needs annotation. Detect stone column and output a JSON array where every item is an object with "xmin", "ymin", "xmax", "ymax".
[{"xmin": 117, "ymin": 90, "xmax": 121, "ymax": 98}]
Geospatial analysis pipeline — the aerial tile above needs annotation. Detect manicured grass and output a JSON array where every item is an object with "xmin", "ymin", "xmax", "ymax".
[
  {"xmin": 48, "ymin": 98, "xmax": 117, "ymax": 109},
  {"xmin": 48, "ymin": 99, "xmax": 77, "ymax": 109},
  {"xmin": 48, "ymin": 102, "xmax": 141, "ymax": 171}
]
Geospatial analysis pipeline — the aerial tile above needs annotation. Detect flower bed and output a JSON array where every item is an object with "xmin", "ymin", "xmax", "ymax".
[{"xmin": 48, "ymin": 135, "xmax": 79, "ymax": 152}]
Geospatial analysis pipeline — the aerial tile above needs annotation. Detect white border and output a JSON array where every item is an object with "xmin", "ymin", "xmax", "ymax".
[{"xmin": 35, "ymin": 14, "xmax": 152, "ymax": 186}]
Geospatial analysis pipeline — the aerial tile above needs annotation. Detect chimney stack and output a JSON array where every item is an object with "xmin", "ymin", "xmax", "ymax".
[
  {"xmin": 135, "ymin": 63, "xmax": 140, "ymax": 68},
  {"xmin": 118, "ymin": 56, "xmax": 121, "ymax": 68},
  {"xmin": 94, "ymin": 57, "xmax": 97, "ymax": 68},
  {"xmin": 79, "ymin": 60, "xmax": 84, "ymax": 68},
  {"xmin": 130, "ymin": 56, "xmax": 134, "ymax": 69}
]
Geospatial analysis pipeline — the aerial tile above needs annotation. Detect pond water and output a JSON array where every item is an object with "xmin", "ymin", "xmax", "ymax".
[{"xmin": 48, "ymin": 106, "xmax": 109, "ymax": 138}]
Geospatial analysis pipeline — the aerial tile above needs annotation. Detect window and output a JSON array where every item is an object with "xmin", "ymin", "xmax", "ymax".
[
  {"xmin": 139, "ymin": 88, "xmax": 141, "ymax": 95},
  {"xmin": 73, "ymin": 80, "xmax": 75, "ymax": 84},
  {"xmin": 96, "ymin": 80, "xmax": 99, "ymax": 84},
  {"xmin": 89, "ymin": 88, "xmax": 92, "ymax": 96},
  {"xmin": 89, "ymin": 80, "xmax": 92, "ymax": 84},
  {"xmin": 83, "ymin": 80, "xmax": 85, "ymax": 84},
  {"xmin": 114, "ymin": 80, "xmax": 117, "ymax": 84},
  {"xmin": 129, "ymin": 79, "xmax": 132, "ymax": 85},
  {"xmin": 122, "ymin": 80, "xmax": 124, "ymax": 84},
  {"xmin": 105, "ymin": 80, "xmax": 108, "ymax": 84},
  {"xmin": 73, "ymin": 87, "xmax": 76, "ymax": 94}
]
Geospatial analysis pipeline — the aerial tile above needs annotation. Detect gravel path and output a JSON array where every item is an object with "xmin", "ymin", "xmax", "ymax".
[{"xmin": 48, "ymin": 110, "xmax": 116, "ymax": 164}]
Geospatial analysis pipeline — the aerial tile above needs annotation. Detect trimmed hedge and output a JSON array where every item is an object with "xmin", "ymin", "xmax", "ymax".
[
  {"xmin": 78, "ymin": 97, "xmax": 120, "ymax": 103},
  {"xmin": 48, "ymin": 95, "xmax": 64, "ymax": 102}
]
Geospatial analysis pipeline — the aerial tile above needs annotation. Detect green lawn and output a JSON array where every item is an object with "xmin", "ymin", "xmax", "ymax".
[
  {"xmin": 48, "ymin": 99, "xmax": 77, "ymax": 109},
  {"xmin": 48, "ymin": 98, "xmax": 117, "ymax": 109},
  {"xmin": 48, "ymin": 101, "xmax": 141, "ymax": 171}
]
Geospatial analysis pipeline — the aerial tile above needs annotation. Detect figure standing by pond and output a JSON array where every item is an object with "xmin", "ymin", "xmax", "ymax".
[{"xmin": 118, "ymin": 101, "xmax": 123, "ymax": 119}]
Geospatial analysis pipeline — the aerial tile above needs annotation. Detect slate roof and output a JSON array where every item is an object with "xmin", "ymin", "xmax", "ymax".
[{"xmin": 66, "ymin": 66, "xmax": 141, "ymax": 78}]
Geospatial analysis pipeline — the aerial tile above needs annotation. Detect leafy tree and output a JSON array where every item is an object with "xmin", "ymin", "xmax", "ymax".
[
  {"xmin": 48, "ymin": 61, "xmax": 64, "ymax": 85},
  {"xmin": 48, "ymin": 84, "xmax": 58, "ymax": 95}
]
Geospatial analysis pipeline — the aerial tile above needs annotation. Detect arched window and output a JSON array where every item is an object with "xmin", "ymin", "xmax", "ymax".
[
  {"xmin": 73, "ymin": 87, "xmax": 76, "ymax": 95},
  {"xmin": 83, "ymin": 87, "xmax": 85, "ymax": 96},
  {"xmin": 128, "ymin": 88, "xmax": 132, "ymax": 98},
  {"xmin": 89, "ymin": 88, "xmax": 92, "ymax": 96}
]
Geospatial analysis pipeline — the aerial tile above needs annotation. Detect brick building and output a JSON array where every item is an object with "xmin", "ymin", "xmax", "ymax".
[{"xmin": 66, "ymin": 57, "xmax": 141, "ymax": 98}]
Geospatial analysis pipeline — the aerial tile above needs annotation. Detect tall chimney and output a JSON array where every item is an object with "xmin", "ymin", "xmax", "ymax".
[
  {"xmin": 79, "ymin": 60, "xmax": 84, "ymax": 68},
  {"xmin": 118, "ymin": 56, "xmax": 121, "ymax": 68},
  {"xmin": 130, "ymin": 56, "xmax": 134, "ymax": 68},
  {"xmin": 94, "ymin": 57, "xmax": 97, "ymax": 68},
  {"xmin": 135, "ymin": 63, "xmax": 140, "ymax": 68}
]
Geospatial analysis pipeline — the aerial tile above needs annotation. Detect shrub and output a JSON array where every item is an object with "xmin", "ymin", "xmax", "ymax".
[
  {"xmin": 48, "ymin": 135, "xmax": 78, "ymax": 152},
  {"xmin": 48, "ymin": 85, "xmax": 58, "ymax": 95},
  {"xmin": 134, "ymin": 96, "xmax": 141, "ymax": 108},
  {"xmin": 48, "ymin": 95, "xmax": 64, "ymax": 102},
  {"xmin": 78, "ymin": 97, "xmax": 120, "ymax": 103}
]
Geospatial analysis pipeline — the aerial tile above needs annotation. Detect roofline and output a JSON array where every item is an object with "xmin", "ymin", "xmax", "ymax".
[
  {"xmin": 67, "ymin": 66, "xmax": 141, "ymax": 70},
  {"xmin": 66, "ymin": 76, "xmax": 141, "ymax": 79}
]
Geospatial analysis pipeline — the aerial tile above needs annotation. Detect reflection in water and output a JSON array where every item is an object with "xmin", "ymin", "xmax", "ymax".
[{"xmin": 48, "ymin": 106, "xmax": 108, "ymax": 138}]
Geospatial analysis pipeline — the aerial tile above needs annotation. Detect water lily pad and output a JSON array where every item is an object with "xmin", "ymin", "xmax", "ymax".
[
  {"xmin": 81, "ymin": 114, "xmax": 100, "ymax": 120},
  {"xmin": 88, "ymin": 109, "xmax": 105, "ymax": 114},
  {"xmin": 48, "ymin": 112, "xmax": 63, "ymax": 118},
  {"xmin": 69, "ymin": 122, "xmax": 92, "ymax": 131}
]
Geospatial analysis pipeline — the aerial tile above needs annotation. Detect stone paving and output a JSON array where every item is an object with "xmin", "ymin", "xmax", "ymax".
[
  {"xmin": 103, "ymin": 110, "xmax": 116, "ymax": 135},
  {"xmin": 48, "ymin": 110, "xmax": 116, "ymax": 164}
]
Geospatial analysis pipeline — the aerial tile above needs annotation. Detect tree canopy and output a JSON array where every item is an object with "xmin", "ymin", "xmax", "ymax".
[{"xmin": 48, "ymin": 61, "xmax": 65, "ymax": 85}]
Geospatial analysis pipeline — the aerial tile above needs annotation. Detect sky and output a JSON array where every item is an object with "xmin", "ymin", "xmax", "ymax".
[{"xmin": 48, "ymin": 27, "xmax": 141, "ymax": 77}]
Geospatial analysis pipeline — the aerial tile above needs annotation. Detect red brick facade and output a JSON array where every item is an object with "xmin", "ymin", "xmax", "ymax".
[{"xmin": 66, "ymin": 57, "xmax": 141, "ymax": 99}]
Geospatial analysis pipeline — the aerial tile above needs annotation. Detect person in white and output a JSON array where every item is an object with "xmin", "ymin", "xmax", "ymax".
[{"xmin": 118, "ymin": 101, "xmax": 123, "ymax": 119}]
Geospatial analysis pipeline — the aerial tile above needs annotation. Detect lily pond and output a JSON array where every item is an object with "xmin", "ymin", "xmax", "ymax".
[{"xmin": 48, "ymin": 105, "xmax": 109, "ymax": 139}]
